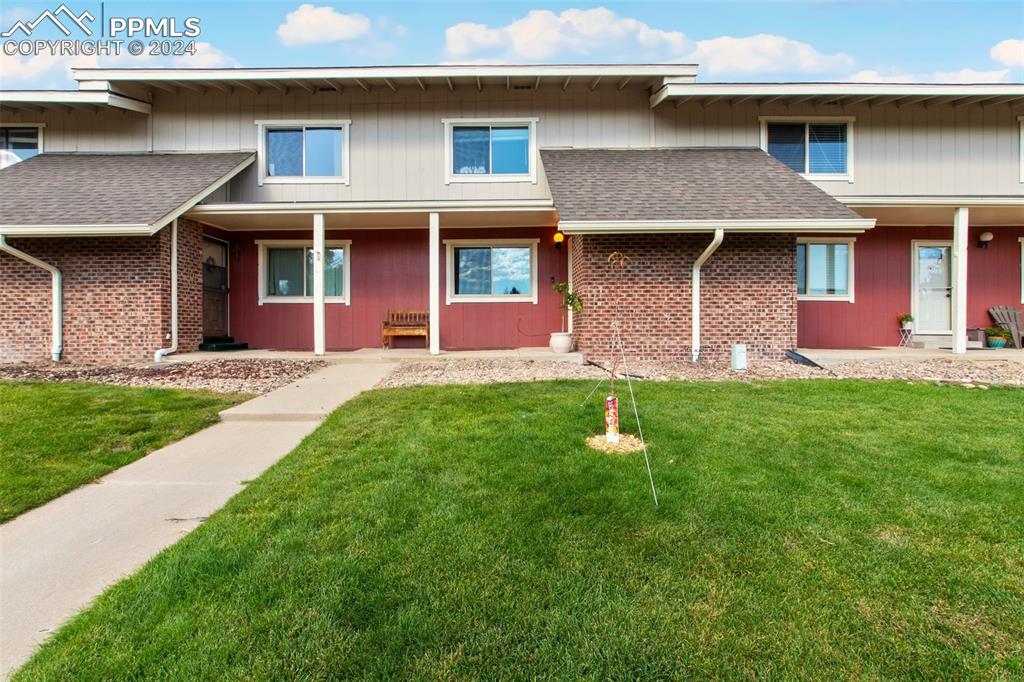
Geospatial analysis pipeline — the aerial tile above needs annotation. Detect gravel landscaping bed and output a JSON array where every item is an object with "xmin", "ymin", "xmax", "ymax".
[
  {"xmin": 825, "ymin": 358, "xmax": 1024, "ymax": 386},
  {"xmin": 377, "ymin": 357, "xmax": 1024, "ymax": 388},
  {"xmin": 0, "ymin": 359, "xmax": 326, "ymax": 395}
]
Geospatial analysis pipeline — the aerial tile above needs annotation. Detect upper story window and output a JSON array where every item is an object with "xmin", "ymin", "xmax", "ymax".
[
  {"xmin": 444, "ymin": 239, "xmax": 538, "ymax": 304},
  {"xmin": 760, "ymin": 117, "xmax": 854, "ymax": 182},
  {"xmin": 257, "ymin": 240, "xmax": 351, "ymax": 305},
  {"xmin": 255, "ymin": 120, "xmax": 350, "ymax": 186},
  {"xmin": 796, "ymin": 237, "xmax": 855, "ymax": 302},
  {"xmin": 0, "ymin": 125, "xmax": 42, "ymax": 169},
  {"xmin": 443, "ymin": 118, "xmax": 538, "ymax": 184},
  {"xmin": 1018, "ymin": 116, "xmax": 1023, "ymax": 183}
]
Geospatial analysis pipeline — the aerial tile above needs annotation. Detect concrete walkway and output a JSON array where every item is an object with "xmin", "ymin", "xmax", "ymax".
[{"xmin": 0, "ymin": 362, "xmax": 391, "ymax": 679}]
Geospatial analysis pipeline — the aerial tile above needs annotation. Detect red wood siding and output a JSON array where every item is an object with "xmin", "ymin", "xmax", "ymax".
[
  {"xmin": 207, "ymin": 225, "xmax": 565, "ymax": 351},
  {"xmin": 798, "ymin": 225, "xmax": 1024, "ymax": 348},
  {"xmin": 440, "ymin": 227, "xmax": 567, "ymax": 350}
]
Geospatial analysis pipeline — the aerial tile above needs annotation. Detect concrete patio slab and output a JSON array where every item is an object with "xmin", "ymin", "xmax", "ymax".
[
  {"xmin": 0, "ymin": 361, "xmax": 391, "ymax": 679},
  {"xmin": 165, "ymin": 347, "xmax": 586, "ymax": 365}
]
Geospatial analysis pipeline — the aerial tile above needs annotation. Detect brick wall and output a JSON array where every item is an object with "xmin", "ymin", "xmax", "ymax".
[
  {"xmin": 570, "ymin": 233, "xmax": 797, "ymax": 362},
  {"xmin": 0, "ymin": 220, "xmax": 203, "ymax": 364}
]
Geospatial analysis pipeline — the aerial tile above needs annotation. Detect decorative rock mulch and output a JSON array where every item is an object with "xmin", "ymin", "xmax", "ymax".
[
  {"xmin": 822, "ymin": 359, "xmax": 1024, "ymax": 386},
  {"xmin": 0, "ymin": 359, "xmax": 326, "ymax": 395},
  {"xmin": 375, "ymin": 357, "xmax": 1024, "ymax": 388}
]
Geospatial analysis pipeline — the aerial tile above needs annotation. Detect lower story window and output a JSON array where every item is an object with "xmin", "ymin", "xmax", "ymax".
[
  {"xmin": 445, "ymin": 240, "xmax": 538, "ymax": 303},
  {"xmin": 258, "ymin": 241, "xmax": 350, "ymax": 304},
  {"xmin": 796, "ymin": 238, "xmax": 854, "ymax": 302}
]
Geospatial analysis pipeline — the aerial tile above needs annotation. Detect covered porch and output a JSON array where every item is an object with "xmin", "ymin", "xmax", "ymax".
[
  {"xmin": 187, "ymin": 201, "xmax": 565, "ymax": 356},
  {"xmin": 800, "ymin": 200, "xmax": 1024, "ymax": 353}
]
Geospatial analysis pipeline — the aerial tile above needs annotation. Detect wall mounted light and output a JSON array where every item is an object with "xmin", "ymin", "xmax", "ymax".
[
  {"xmin": 977, "ymin": 231, "xmax": 994, "ymax": 249},
  {"xmin": 553, "ymin": 231, "xmax": 565, "ymax": 250}
]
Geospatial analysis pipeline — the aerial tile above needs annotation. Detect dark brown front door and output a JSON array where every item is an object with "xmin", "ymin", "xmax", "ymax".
[{"xmin": 202, "ymin": 238, "xmax": 229, "ymax": 338}]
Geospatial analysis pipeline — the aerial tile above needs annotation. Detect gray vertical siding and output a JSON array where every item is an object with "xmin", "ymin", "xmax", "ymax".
[{"xmin": 3, "ymin": 86, "xmax": 1021, "ymax": 201}]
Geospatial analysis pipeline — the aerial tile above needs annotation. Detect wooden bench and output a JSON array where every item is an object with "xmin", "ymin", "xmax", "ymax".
[{"xmin": 381, "ymin": 309, "xmax": 429, "ymax": 349}]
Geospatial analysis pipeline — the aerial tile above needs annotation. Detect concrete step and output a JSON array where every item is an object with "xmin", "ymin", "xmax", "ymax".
[{"xmin": 198, "ymin": 341, "xmax": 249, "ymax": 352}]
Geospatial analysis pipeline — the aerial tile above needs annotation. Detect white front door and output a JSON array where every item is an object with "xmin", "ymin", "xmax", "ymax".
[{"xmin": 912, "ymin": 241, "xmax": 952, "ymax": 333}]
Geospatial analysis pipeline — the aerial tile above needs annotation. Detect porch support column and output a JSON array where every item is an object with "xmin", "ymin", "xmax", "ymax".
[
  {"xmin": 429, "ymin": 212, "xmax": 440, "ymax": 355},
  {"xmin": 313, "ymin": 213, "xmax": 326, "ymax": 356},
  {"xmin": 951, "ymin": 207, "xmax": 969, "ymax": 355}
]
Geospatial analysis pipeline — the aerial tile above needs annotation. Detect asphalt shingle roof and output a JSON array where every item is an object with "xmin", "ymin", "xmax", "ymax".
[
  {"xmin": 540, "ymin": 147, "xmax": 862, "ymax": 222},
  {"xmin": 0, "ymin": 152, "xmax": 254, "ymax": 229}
]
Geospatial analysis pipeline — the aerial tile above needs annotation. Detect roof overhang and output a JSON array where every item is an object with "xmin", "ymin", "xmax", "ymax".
[
  {"xmin": 0, "ymin": 153, "xmax": 254, "ymax": 237},
  {"xmin": 650, "ymin": 82, "xmax": 1024, "ymax": 109},
  {"xmin": 558, "ymin": 218, "xmax": 875, "ymax": 234},
  {"xmin": 71, "ymin": 64, "xmax": 697, "ymax": 97},
  {"xmin": 188, "ymin": 199, "xmax": 557, "ymax": 231},
  {"xmin": 838, "ymin": 195, "xmax": 1024, "ymax": 207},
  {"xmin": 0, "ymin": 90, "xmax": 151, "ymax": 114}
]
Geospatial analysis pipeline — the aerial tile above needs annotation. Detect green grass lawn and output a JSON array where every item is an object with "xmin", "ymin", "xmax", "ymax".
[
  {"xmin": 0, "ymin": 382, "xmax": 244, "ymax": 521},
  {"xmin": 13, "ymin": 380, "xmax": 1024, "ymax": 679}
]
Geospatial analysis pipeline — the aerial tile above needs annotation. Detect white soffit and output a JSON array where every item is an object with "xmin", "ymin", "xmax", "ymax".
[
  {"xmin": 71, "ymin": 64, "xmax": 698, "ymax": 96},
  {"xmin": 651, "ymin": 82, "xmax": 1024, "ymax": 109},
  {"xmin": 0, "ymin": 90, "xmax": 151, "ymax": 114}
]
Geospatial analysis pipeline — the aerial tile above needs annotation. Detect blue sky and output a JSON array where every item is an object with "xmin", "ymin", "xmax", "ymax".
[{"xmin": 1, "ymin": 1, "xmax": 1021, "ymax": 89}]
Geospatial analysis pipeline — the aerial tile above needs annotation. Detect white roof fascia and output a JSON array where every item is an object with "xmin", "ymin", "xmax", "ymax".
[
  {"xmin": 558, "ymin": 218, "xmax": 876, "ymax": 233},
  {"xmin": 0, "ymin": 90, "xmax": 151, "ymax": 114},
  {"xmin": 839, "ymin": 196, "xmax": 1024, "ymax": 207},
  {"xmin": 0, "ymin": 224, "xmax": 153, "ymax": 237},
  {"xmin": 73, "ymin": 64, "xmax": 698, "ymax": 84},
  {"xmin": 651, "ymin": 82, "xmax": 1024, "ymax": 108}
]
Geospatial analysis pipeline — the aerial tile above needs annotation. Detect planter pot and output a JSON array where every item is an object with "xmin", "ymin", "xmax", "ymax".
[
  {"xmin": 549, "ymin": 332, "xmax": 573, "ymax": 353},
  {"xmin": 901, "ymin": 322, "xmax": 913, "ymax": 331},
  {"xmin": 987, "ymin": 338, "xmax": 1008, "ymax": 349}
]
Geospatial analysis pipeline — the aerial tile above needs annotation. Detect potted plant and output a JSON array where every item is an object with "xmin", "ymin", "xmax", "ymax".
[
  {"xmin": 897, "ymin": 313, "xmax": 914, "ymax": 330},
  {"xmin": 550, "ymin": 282, "xmax": 582, "ymax": 353},
  {"xmin": 985, "ymin": 327, "xmax": 1010, "ymax": 349}
]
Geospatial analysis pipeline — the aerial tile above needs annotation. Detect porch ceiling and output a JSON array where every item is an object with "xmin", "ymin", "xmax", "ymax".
[
  {"xmin": 850, "ymin": 204, "xmax": 1024, "ymax": 226},
  {"xmin": 186, "ymin": 207, "xmax": 558, "ymax": 231}
]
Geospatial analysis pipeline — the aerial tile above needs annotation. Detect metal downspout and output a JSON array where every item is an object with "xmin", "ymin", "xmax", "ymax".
[
  {"xmin": 691, "ymin": 228, "xmax": 724, "ymax": 363},
  {"xmin": 0, "ymin": 234, "xmax": 63, "ymax": 361},
  {"xmin": 154, "ymin": 219, "xmax": 179, "ymax": 362}
]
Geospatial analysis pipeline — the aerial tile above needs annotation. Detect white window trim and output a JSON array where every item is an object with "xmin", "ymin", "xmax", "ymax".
[
  {"xmin": 443, "ymin": 118, "xmax": 538, "ymax": 185},
  {"xmin": 1019, "ymin": 237, "xmax": 1023, "ymax": 304},
  {"xmin": 444, "ymin": 238, "xmax": 539, "ymax": 304},
  {"xmin": 1018, "ymin": 116, "xmax": 1023, "ymax": 184},
  {"xmin": 0, "ymin": 122, "xmax": 44, "ymax": 162},
  {"xmin": 796, "ymin": 236, "xmax": 856, "ymax": 303},
  {"xmin": 256, "ymin": 239, "xmax": 351, "ymax": 305},
  {"xmin": 759, "ymin": 116, "xmax": 855, "ymax": 183},
  {"xmin": 255, "ymin": 120, "xmax": 351, "ymax": 187}
]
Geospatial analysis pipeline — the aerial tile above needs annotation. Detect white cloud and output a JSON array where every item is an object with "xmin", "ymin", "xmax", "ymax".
[
  {"xmin": 445, "ymin": 8, "xmax": 686, "ymax": 62},
  {"xmin": 443, "ymin": 8, "xmax": 852, "ymax": 77},
  {"xmin": 0, "ymin": 51, "xmax": 98, "ymax": 88},
  {"xmin": 0, "ymin": 41, "xmax": 236, "ymax": 89},
  {"xmin": 990, "ymin": 38, "xmax": 1024, "ymax": 68},
  {"xmin": 689, "ymin": 34, "xmax": 853, "ymax": 75},
  {"xmin": 847, "ymin": 67, "xmax": 1011, "ymax": 84},
  {"xmin": 277, "ymin": 3, "xmax": 371, "ymax": 47},
  {"xmin": 173, "ymin": 42, "xmax": 238, "ymax": 68}
]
